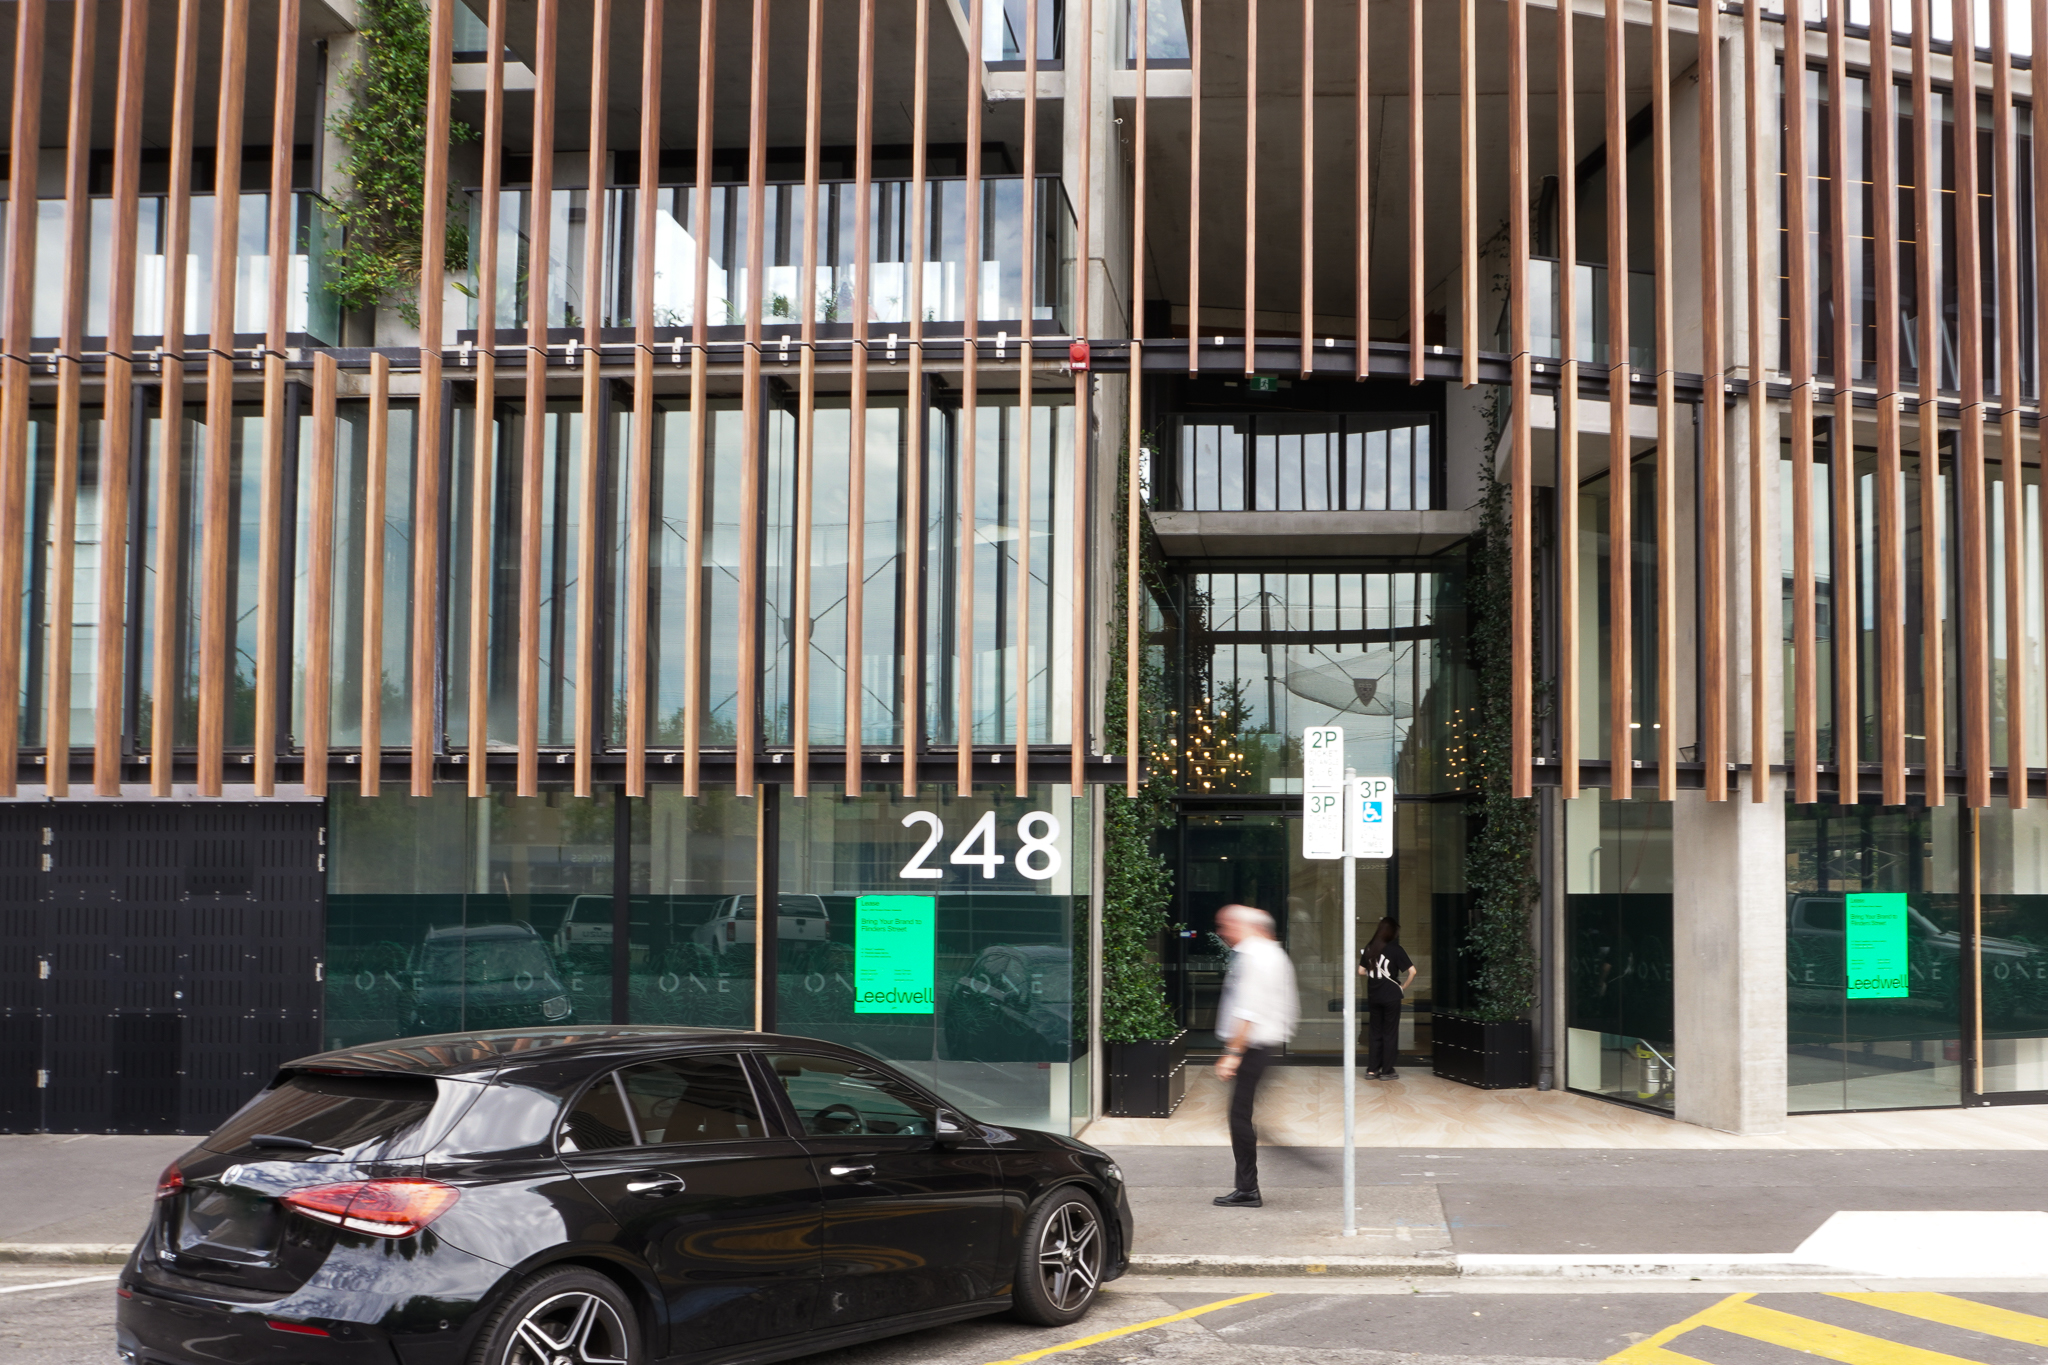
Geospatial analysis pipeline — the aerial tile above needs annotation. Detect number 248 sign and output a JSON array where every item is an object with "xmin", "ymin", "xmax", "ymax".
[{"xmin": 895, "ymin": 810, "xmax": 1064, "ymax": 881}]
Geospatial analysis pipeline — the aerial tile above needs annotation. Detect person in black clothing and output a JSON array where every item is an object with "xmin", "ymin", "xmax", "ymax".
[{"xmin": 1358, "ymin": 918, "xmax": 1415, "ymax": 1078}]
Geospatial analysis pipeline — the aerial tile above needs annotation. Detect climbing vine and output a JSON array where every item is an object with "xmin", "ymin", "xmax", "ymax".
[
  {"xmin": 1460, "ymin": 464, "xmax": 1540, "ymax": 1021},
  {"xmin": 1102, "ymin": 437, "xmax": 1181, "ymax": 1045},
  {"xmin": 324, "ymin": 0, "xmax": 472, "ymax": 326}
]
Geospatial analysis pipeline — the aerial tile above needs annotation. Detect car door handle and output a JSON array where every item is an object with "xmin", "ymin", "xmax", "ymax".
[
  {"xmin": 828, "ymin": 1164, "xmax": 876, "ymax": 1182},
  {"xmin": 624, "ymin": 1173, "xmax": 686, "ymax": 1198}
]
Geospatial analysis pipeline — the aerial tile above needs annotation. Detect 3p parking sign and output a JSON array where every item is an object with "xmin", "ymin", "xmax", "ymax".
[{"xmin": 1350, "ymin": 776, "xmax": 1394, "ymax": 859}]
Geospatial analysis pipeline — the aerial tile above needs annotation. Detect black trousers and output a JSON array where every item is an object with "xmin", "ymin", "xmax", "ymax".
[
  {"xmin": 1367, "ymin": 1000, "xmax": 1401, "ymax": 1073},
  {"xmin": 1229, "ymin": 1045, "xmax": 1276, "ymax": 1193}
]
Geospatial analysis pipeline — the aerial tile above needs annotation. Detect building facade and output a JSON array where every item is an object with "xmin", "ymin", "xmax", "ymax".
[{"xmin": 0, "ymin": 0, "xmax": 2040, "ymax": 1138}]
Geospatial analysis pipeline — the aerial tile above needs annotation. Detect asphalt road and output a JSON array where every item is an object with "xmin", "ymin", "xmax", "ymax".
[{"xmin": 14, "ymin": 1268, "xmax": 2048, "ymax": 1365}]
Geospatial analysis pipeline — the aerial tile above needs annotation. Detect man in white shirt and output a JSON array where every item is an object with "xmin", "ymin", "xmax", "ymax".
[{"xmin": 1211, "ymin": 903, "xmax": 1298, "ymax": 1207}]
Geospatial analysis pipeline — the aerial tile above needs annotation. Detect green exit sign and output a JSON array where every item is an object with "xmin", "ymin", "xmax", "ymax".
[{"xmin": 1247, "ymin": 375, "xmax": 1279, "ymax": 393}]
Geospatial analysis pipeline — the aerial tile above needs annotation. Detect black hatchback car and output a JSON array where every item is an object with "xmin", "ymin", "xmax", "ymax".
[{"xmin": 116, "ymin": 1026, "xmax": 1130, "ymax": 1365}]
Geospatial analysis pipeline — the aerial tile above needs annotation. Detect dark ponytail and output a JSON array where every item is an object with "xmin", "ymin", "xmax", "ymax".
[{"xmin": 1363, "ymin": 917, "xmax": 1399, "ymax": 959}]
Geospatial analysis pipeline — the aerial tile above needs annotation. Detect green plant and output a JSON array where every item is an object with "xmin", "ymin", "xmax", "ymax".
[
  {"xmin": 1101, "ymin": 435, "xmax": 1180, "ymax": 1045},
  {"xmin": 324, "ymin": 0, "xmax": 473, "ymax": 327},
  {"xmin": 1459, "ymin": 463, "xmax": 1539, "ymax": 1021}
]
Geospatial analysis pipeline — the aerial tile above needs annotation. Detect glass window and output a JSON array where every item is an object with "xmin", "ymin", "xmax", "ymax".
[
  {"xmin": 765, "ymin": 1053, "xmax": 937, "ymax": 1138},
  {"xmin": 616, "ymin": 1055, "xmax": 763, "ymax": 1144},
  {"xmin": 560, "ymin": 1073, "xmax": 638, "ymax": 1152}
]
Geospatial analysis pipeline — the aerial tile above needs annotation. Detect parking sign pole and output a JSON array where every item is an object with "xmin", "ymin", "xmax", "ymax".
[{"xmin": 1342, "ymin": 768, "xmax": 1357, "ymax": 1237}]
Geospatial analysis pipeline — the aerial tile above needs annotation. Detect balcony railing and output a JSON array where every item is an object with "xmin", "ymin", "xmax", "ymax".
[
  {"xmin": 1498, "ymin": 257, "xmax": 1655, "ymax": 371},
  {"xmin": 465, "ymin": 175, "xmax": 1077, "ymax": 338},
  {"xmin": 2, "ymin": 191, "xmax": 336, "ymax": 345}
]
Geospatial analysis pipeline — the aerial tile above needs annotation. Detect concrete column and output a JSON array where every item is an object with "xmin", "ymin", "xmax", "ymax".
[{"xmin": 1671, "ymin": 776, "xmax": 1786, "ymax": 1134}]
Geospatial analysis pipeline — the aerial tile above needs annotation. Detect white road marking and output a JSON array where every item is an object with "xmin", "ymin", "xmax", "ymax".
[{"xmin": 0, "ymin": 1274, "xmax": 117, "ymax": 1295}]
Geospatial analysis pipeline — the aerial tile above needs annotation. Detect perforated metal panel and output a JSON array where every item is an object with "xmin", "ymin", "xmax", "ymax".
[{"xmin": 0, "ymin": 803, "xmax": 325, "ymax": 1134}]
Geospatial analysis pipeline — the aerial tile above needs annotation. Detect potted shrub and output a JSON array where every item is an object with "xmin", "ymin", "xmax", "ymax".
[{"xmin": 1432, "ymin": 466, "xmax": 1538, "ymax": 1091}]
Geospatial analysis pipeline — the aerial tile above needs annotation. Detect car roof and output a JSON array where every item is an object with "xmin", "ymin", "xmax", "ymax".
[
  {"xmin": 282, "ymin": 1025, "xmax": 864, "ymax": 1079},
  {"xmin": 421, "ymin": 923, "xmax": 542, "ymax": 942}
]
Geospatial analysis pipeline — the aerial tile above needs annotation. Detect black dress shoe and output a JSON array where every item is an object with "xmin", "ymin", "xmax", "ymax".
[{"xmin": 1213, "ymin": 1189, "xmax": 1263, "ymax": 1207}]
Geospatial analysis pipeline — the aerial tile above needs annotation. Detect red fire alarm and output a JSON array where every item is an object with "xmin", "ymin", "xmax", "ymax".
[{"xmin": 1068, "ymin": 340, "xmax": 1091, "ymax": 372}]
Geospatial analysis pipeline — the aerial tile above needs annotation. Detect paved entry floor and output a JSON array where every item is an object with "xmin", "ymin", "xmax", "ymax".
[{"xmin": 1078, "ymin": 1066, "xmax": 2048, "ymax": 1149}]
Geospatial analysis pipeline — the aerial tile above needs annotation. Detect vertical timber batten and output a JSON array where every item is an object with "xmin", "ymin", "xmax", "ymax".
[
  {"xmin": 1914, "ymin": 0, "xmax": 1946, "ymax": 807},
  {"xmin": 417, "ymin": 0, "xmax": 453, "ymax": 797},
  {"xmin": 682, "ymin": 0, "xmax": 715, "ymax": 799},
  {"xmin": 1955, "ymin": 0, "xmax": 1992, "ymax": 809},
  {"xmin": 1700, "ymin": 0, "xmax": 1728, "ymax": 801},
  {"xmin": 466, "ymin": 0, "xmax": 506, "ymax": 799},
  {"xmin": 97, "ymin": 0, "xmax": 149, "ymax": 796},
  {"xmin": 1606, "ymin": 0, "xmax": 1632, "ymax": 799},
  {"xmin": 151, "ymin": 0, "xmax": 198, "ymax": 799},
  {"xmin": 1789, "ymin": 12, "xmax": 1818, "ymax": 807},
  {"xmin": 198, "ymin": 0, "xmax": 249, "ymax": 798},
  {"xmin": 256, "ymin": 0, "xmax": 301, "ymax": 798},
  {"xmin": 626, "ymin": 0, "xmax": 662, "ymax": 800},
  {"xmin": 573, "ymin": 0, "xmax": 611, "ymax": 800},
  {"xmin": 1509, "ymin": 0, "xmax": 1532, "ymax": 800},
  {"xmin": 517, "ymin": 0, "xmax": 559, "ymax": 797},
  {"xmin": 306, "ymin": 354, "xmax": 338, "ymax": 796},
  {"xmin": 794, "ymin": 0, "xmax": 823, "ymax": 800},
  {"xmin": 1128, "ymin": 0, "xmax": 1147, "ymax": 798},
  {"xmin": 362, "ymin": 353, "xmax": 392, "ymax": 797},
  {"xmin": 904, "ymin": 0, "xmax": 929, "ymax": 798},
  {"xmin": 1559, "ymin": 0, "xmax": 1581, "ymax": 800},
  {"xmin": 959, "ymin": 0, "xmax": 984, "ymax": 795},
  {"xmin": 47, "ymin": 0, "xmax": 96, "ymax": 798},
  {"xmin": 1653, "ymin": 0, "xmax": 1677, "ymax": 802},
  {"xmin": 1874, "ymin": 0, "xmax": 1907, "ymax": 809},
  {"xmin": 846, "ymin": 0, "xmax": 875, "ymax": 798},
  {"xmin": 1013, "ymin": 0, "xmax": 1036, "ymax": 798},
  {"xmin": 1827, "ymin": 0, "xmax": 1860, "ymax": 805},
  {"xmin": 1993, "ymin": 0, "xmax": 2025, "ymax": 809},
  {"xmin": 1745, "ymin": 0, "xmax": 1770, "ymax": 803}
]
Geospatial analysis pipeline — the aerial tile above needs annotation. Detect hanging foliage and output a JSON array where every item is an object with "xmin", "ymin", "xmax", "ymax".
[
  {"xmin": 324, "ymin": 0, "xmax": 472, "ymax": 327},
  {"xmin": 1102, "ymin": 438, "xmax": 1181, "ymax": 1046},
  {"xmin": 1460, "ymin": 464, "xmax": 1539, "ymax": 1022}
]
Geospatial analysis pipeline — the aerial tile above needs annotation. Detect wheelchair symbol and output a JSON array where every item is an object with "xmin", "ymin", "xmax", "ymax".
[{"xmin": 1362, "ymin": 801, "xmax": 1386, "ymax": 822}]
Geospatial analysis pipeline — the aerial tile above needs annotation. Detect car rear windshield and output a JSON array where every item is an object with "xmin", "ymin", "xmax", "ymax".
[{"xmin": 203, "ymin": 1072, "xmax": 452, "ymax": 1159}]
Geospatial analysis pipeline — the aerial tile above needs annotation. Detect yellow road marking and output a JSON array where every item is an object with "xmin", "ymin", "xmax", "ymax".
[
  {"xmin": 1605, "ymin": 1293, "xmax": 1754, "ymax": 1365},
  {"xmin": 1607, "ymin": 1296, "xmax": 1990, "ymax": 1365},
  {"xmin": 1702, "ymin": 1299, "xmax": 1989, "ymax": 1365},
  {"xmin": 1833, "ymin": 1293, "xmax": 2048, "ymax": 1349},
  {"xmin": 980, "ymin": 1292, "xmax": 1274, "ymax": 1365}
]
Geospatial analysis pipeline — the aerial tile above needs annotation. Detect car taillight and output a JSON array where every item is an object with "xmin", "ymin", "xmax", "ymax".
[
  {"xmin": 725, "ymin": 922, "xmax": 735, "ymax": 942},
  {"xmin": 154, "ymin": 1162, "xmax": 182, "ymax": 1201},
  {"xmin": 281, "ymin": 1179, "xmax": 460, "ymax": 1238},
  {"xmin": 267, "ymin": 1321, "xmax": 331, "ymax": 1337}
]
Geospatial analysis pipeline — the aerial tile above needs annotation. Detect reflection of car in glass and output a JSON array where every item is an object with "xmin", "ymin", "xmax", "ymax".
[
  {"xmin": 945, "ymin": 945, "xmax": 1073, "ymax": 1062},
  {"xmin": 119, "ymin": 1026, "xmax": 1131, "ymax": 1365},
  {"xmin": 406, "ymin": 924, "xmax": 574, "ymax": 1034},
  {"xmin": 1788, "ymin": 895, "xmax": 2036, "ymax": 979},
  {"xmin": 692, "ymin": 894, "xmax": 832, "ymax": 954},
  {"xmin": 553, "ymin": 894, "xmax": 613, "ymax": 953}
]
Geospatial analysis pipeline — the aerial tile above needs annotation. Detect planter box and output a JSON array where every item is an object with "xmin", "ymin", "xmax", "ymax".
[
  {"xmin": 1105, "ymin": 1031, "xmax": 1189, "ymax": 1117},
  {"xmin": 1430, "ymin": 1013, "xmax": 1532, "ymax": 1090}
]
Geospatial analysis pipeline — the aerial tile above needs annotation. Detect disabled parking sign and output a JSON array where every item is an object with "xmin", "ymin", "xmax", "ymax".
[{"xmin": 1350, "ymin": 776, "xmax": 1394, "ymax": 859}]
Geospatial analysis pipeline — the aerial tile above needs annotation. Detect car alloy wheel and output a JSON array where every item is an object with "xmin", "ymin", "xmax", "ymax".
[
  {"xmin": 1035, "ymin": 1197, "xmax": 1102, "ymax": 1314},
  {"xmin": 504, "ymin": 1290, "xmax": 630, "ymax": 1365}
]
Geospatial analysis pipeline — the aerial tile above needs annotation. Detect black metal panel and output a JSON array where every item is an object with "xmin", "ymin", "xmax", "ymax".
[{"xmin": 0, "ymin": 802, "xmax": 326, "ymax": 1135}]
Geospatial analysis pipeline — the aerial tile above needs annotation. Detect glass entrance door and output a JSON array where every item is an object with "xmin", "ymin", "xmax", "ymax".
[{"xmin": 1171, "ymin": 808, "xmax": 1436, "ymax": 1062}]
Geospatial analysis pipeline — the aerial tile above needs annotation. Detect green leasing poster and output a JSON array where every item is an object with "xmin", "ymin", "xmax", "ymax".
[
  {"xmin": 1845, "ymin": 891, "xmax": 1911, "ymax": 999},
  {"xmin": 854, "ymin": 895, "xmax": 937, "ymax": 1014}
]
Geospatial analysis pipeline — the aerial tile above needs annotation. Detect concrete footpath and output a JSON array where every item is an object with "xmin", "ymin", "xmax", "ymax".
[
  {"xmin": 1111, "ymin": 1146, "xmax": 2048, "ymax": 1281},
  {"xmin": 8, "ymin": 1135, "xmax": 2048, "ymax": 1285}
]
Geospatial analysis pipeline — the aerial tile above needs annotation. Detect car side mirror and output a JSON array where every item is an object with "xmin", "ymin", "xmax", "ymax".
[{"xmin": 934, "ymin": 1110, "xmax": 969, "ymax": 1148}]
